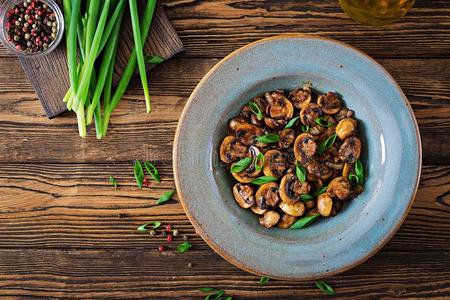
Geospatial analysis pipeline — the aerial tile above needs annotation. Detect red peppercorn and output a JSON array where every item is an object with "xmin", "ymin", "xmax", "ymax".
[
  {"xmin": 166, "ymin": 234, "xmax": 172, "ymax": 242},
  {"xmin": 27, "ymin": 18, "xmax": 33, "ymax": 25},
  {"xmin": 165, "ymin": 224, "xmax": 172, "ymax": 232},
  {"xmin": 158, "ymin": 245, "xmax": 165, "ymax": 252},
  {"xmin": 15, "ymin": 44, "xmax": 22, "ymax": 50},
  {"xmin": 143, "ymin": 178, "xmax": 150, "ymax": 187}
]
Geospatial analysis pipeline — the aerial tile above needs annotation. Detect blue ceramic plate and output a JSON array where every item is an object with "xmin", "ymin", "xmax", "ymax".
[{"xmin": 174, "ymin": 35, "xmax": 421, "ymax": 280}]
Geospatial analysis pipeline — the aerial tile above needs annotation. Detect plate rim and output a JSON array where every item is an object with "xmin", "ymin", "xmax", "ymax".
[{"xmin": 173, "ymin": 34, "xmax": 422, "ymax": 280}]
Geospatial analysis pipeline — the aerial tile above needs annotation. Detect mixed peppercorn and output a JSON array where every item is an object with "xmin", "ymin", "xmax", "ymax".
[{"xmin": 5, "ymin": 0, "xmax": 58, "ymax": 53}]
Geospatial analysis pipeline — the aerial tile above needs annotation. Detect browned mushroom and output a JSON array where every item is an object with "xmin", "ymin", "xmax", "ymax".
[
  {"xmin": 234, "ymin": 123, "xmax": 263, "ymax": 146},
  {"xmin": 334, "ymin": 107, "xmax": 354, "ymax": 121},
  {"xmin": 264, "ymin": 91, "xmax": 294, "ymax": 129},
  {"xmin": 305, "ymin": 159, "xmax": 333, "ymax": 180},
  {"xmin": 232, "ymin": 183, "xmax": 255, "ymax": 209},
  {"xmin": 259, "ymin": 211, "xmax": 280, "ymax": 228},
  {"xmin": 220, "ymin": 136, "xmax": 248, "ymax": 164},
  {"xmin": 305, "ymin": 199, "xmax": 316, "ymax": 210},
  {"xmin": 251, "ymin": 206, "xmax": 267, "ymax": 215},
  {"xmin": 293, "ymin": 133, "xmax": 317, "ymax": 165},
  {"xmin": 317, "ymin": 193, "xmax": 333, "ymax": 217},
  {"xmin": 264, "ymin": 118, "xmax": 287, "ymax": 129},
  {"xmin": 229, "ymin": 116, "xmax": 247, "ymax": 131},
  {"xmin": 231, "ymin": 146, "xmax": 262, "ymax": 183},
  {"xmin": 300, "ymin": 103, "xmax": 322, "ymax": 126},
  {"xmin": 327, "ymin": 176, "xmax": 351, "ymax": 200},
  {"xmin": 279, "ymin": 200, "xmax": 306, "ymax": 217},
  {"xmin": 317, "ymin": 92, "xmax": 341, "ymax": 114},
  {"xmin": 338, "ymin": 137, "xmax": 361, "ymax": 163},
  {"xmin": 342, "ymin": 163, "xmax": 352, "ymax": 177},
  {"xmin": 288, "ymin": 83, "xmax": 312, "ymax": 109},
  {"xmin": 305, "ymin": 208, "xmax": 320, "ymax": 217},
  {"xmin": 279, "ymin": 128, "xmax": 295, "ymax": 149},
  {"xmin": 279, "ymin": 174, "xmax": 311, "ymax": 204},
  {"xmin": 263, "ymin": 150, "xmax": 286, "ymax": 178},
  {"xmin": 255, "ymin": 182, "xmax": 280, "ymax": 207},
  {"xmin": 336, "ymin": 118, "xmax": 357, "ymax": 140},
  {"xmin": 277, "ymin": 213, "xmax": 298, "ymax": 229}
]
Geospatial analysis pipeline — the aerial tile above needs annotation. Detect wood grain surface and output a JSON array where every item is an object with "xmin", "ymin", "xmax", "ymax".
[
  {"xmin": 0, "ymin": 0, "xmax": 449, "ymax": 299},
  {"xmin": 16, "ymin": 2, "xmax": 183, "ymax": 118}
]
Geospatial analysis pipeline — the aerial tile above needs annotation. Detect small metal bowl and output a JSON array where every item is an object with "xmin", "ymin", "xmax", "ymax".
[{"xmin": 0, "ymin": 0, "xmax": 64, "ymax": 57}]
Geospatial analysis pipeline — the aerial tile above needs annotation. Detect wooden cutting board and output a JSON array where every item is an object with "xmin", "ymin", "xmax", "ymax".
[{"xmin": 16, "ymin": 2, "xmax": 184, "ymax": 118}]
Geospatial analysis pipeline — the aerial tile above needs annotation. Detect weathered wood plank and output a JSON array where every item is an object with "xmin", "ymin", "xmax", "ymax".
[
  {"xmin": 0, "ymin": 164, "xmax": 448, "ymax": 251},
  {"xmin": 162, "ymin": 0, "xmax": 450, "ymax": 59}
]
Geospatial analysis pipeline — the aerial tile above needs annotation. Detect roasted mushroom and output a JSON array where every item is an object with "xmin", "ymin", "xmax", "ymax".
[
  {"xmin": 220, "ymin": 136, "xmax": 248, "ymax": 164},
  {"xmin": 264, "ymin": 91, "xmax": 294, "ymax": 129},
  {"xmin": 336, "ymin": 118, "xmax": 357, "ymax": 140},
  {"xmin": 251, "ymin": 205, "xmax": 267, "ymax": 215},
  {"xmin": 232, "ymin": 183, "xmax": 255, "ymax": 209},
  {"xmin": 263, "ymin": 150, "xmax": 286, "ymax": 178},
  {"xmin": 259, "ymin": 210, "xmax": 280, "ymax": 228},
  {"xmin": 229, "ymin": 116, "xmax": 247, "ymax": 131},
  {"xmin": 338, "ymin": 137, "xmax": 361, "ymax": 163},
  {"xmin": 334, "ymin": 107, "xmax": 354, "ymax": 121},
  {"xmin": 306, "ymin": 159, "xmax": 333, "ymax": 180},
  {"xmin": 327, "ymin": 176, "xmax": 351, "ymax": 200},
  {"xmin": 317, "ymin": 92, "xmax": 341, "ymax": 114},
  {"xmin": 279, "ymin": 174, "xmax": 311, "ymax": 204},
  {"xmin": 293, "ymin": 133, "xmax": 317, "ymax": 165},
  {"xmin": 305, "ymin": 199, "xmax": 316, "ymax": 210},
  {"xmin": 279, "ymin": 128, "xmax": 295, "ymax": 149},
  {"xmin": 300, "ymin": 103, "xmax": 322, "ymax": 126},
  {"xmin": 317, "ymin": 193, "xmax": 333, "ymax": 217},
  {"xmin": 255, "ymin": 182, "xmax": 280, "ymax": 207},
  {"xmin": 288, "ymin": 83, "xmax": 312, "ymax": 109},
  {"xmin": 277, "ymin": 213, "xmax": 298, "ymax": 229},
  {"xmin": 279, "ymin": 200, "xmax": 306, "ymax": 217},
  {"xmin": 234, "ymin": 123, "xmax": 263, "ymax": 146},
  {"xmin": 231, "ymin": 146, "xmax": 263, "ymax": 183}
]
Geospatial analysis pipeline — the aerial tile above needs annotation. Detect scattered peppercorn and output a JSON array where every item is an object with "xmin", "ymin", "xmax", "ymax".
[
  {"xmin": 183, "ymin": 234, "xmax": 189, "ymax": 241},
  {"xmin": 143, "ymin": 178, "xmax": 151, "ymax": 188},
  {"xmin": 166, "ymin": 234, "xmax": 172, "ymax": 242},
  {"xmin": 158, "ymin": 245, "xmax": 165, "ymax": 252},
  {"xmin": 165, "ymin": 224, "xmax": 172, "ymax": 232},
  {"xmin": 172, "ymin": 229, "xmax": 179, "ymax": 237},
  {"xmin": 5, "ymin": 0, "xmax": 59, "ymax": 53},
  {"xmin": 149, "ymin": 230, "xmax": 156, "ymax": 236},
  {"xmin": 187, "ymin": 262, "xmax": 193, "ymax": 268}
]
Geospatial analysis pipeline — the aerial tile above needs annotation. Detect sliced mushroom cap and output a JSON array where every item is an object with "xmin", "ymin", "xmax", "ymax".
[
  {"xmin": 259, "ymin": 210, "xmax": 280, "ymax": 228},
  {"xmin": 277, "ymin": 213, "xmax": 298, "ymax": 229},
  {"xmin": 300, "ymin": 103, "xmax": 322, "ymax": 126},
  {"xmin": 327, "ymin": 176, "xmax": 351, "ymax": 200},
  {"xmin": 338, "ymin": 137, "xmax": 361, "ymax": 163},
  {"xmin": 317, "ymin": 92, "xmax": 341, "ymax": 114},
  {"xmin": 231, "ymin": 146, "xmax": 262, "ymax": 183},
  {"xmin": 334, "ymin": 107, "xmax": 354, "ymax": 121},
  {"xmin": 240, "ymin": 104, "xmax": 252, "ymax": 119},
  {"xmin": 342, "ymin": 163, "xmax": 352, "ymax": 177},
  {"xmin": 251, "ymin": 206, "xmax": 267, "ymax": 215},
  {"xmin": 252, "ymin": 96, "xmax": 268, "ymax": 112},
  {"xmin": 288, "ymin": 83, "xmax": 312, "ymax": 109},
  {"xmin": 263, "ymin": 150, "xmax": 286, "ymax": 178},
  {"xmin": 232, "ymin": 183, "xmax": 255, "ymax": 209},
  {"xmin": 264, "ymin": 117, "xmax": 287, "ymax": 129},
  {"xmin": 220, "ymin": 136, "xmax": 248, "ymax": 163},
  {"xmin": 279, "ymin": 200, "xmax": 306, "ymax": 217},
  {"xmin": 255, "ymin": 182, "xmax": 280, "ymax": 207},
  {"xmin": 250, "ymin": 114, "xmax": 263, "ymax": 127},
  {"xmin": 234, "ymin": 123, "xmax": 263, "ymax": 146},
  {"xmin": 305, "ymin": 199, "xmax": 316, "ymax": 210},
  {"xmin": 317, "ymin": 193, "xmax": 333, "ymax": 217},
  {"xmin": 265, "ymin": 91, "xmax": 294, "ymax": 120},
  {"xmin": 279, "ymin": 174, "xmax": 311, "ymax": 204},
  {"xmin": 294, "ymin": 133, "xmax": 317, "ymax": 165},
  {"xmin": 279, "ymin": 128, "xmax": 295, "ymax": 149},
  {"xmin": 306, "ymin": 159, "xmax": 333, "ymax": 180},
  {"xmin": 336, "ymin": 118, "xmax": 357, "ymax": 140},
  {"xmin": 305, "ymin": 208, "xmax": 320, "ymax": 217},
  {"xmin": 229, "ymin": 116, "xmax": 247, "ymax": 131}
]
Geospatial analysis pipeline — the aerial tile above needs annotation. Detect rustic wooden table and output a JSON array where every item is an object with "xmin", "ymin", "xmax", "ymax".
[{"xmin": 0, "ymin": 1, "xmax": 449, "ymax": 299}]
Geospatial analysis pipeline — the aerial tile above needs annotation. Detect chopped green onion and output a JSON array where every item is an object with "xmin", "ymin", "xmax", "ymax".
[
  {"xmin": 301, "ymin": 125, "xmax": 310, "ymax": 133},
  {"xmin": 313, "ymin": 185, "xmax": 328, "ymax": 197},
  {"xmin": 248, "ymin": 102, "xmax": 263, "ymax": 120},
  {"xmin": 156, "ymin": 190, "xmax": 176, "ymax": 205},
  {"xmin": 290, "ymin": 215, "xmax": 320, "ymax": 229},
  {"xmin": 349, "ymin": 173, "xmax": 359, "ymax": 185},
  {"xmin": 251, "ymin": 176, "xmax": 278, "ymax": 185},
  {"xmin": 176, "ymin": 241, "xmax": 192, "ymax": 253},
  {"xmin": 285, "ymin": 116, "xmax": 300, "ymax": 129},
  {"xmin": 300, "ymin": 194, "xmax": 315, "ymax": 201},
  {"xmin": 315, "ymin": 281, "xmax": 335, "ymax": 296},
  {"xmin": 315, "ymin": 117, "xmax": 336, "ymax": 127},
  {"xmin": 255, "ymin": 134, "xmax": 280, "ymax": 144},
  {"xmin": 254, "ymin": 153, "xmax": 265, "ymax": 171},
  {"xmin": 137, "ymin": 221, "xmax": 161, "ymax": 233},
  {"xmin": 296, "ymin": 163, "xmax": 306, "ymax": 183},
  {"xmin": 134, "ymin": 160, "xmax": 144, "ymax": 188},
  {"xmin": 318, "ymin": 134, "xmax": 337, "ymax": 154},
  {"xmin": 109, "ymin": 175, "xmax": 118, "ymax": 189},
  {"xmin": 144, "ymin": 161, "xmax": 161, "ymax": 182},
  {"xmin": 144, "ymin": 55, "xmax": 165, "ymax": 65},
  {"xmin": 259, "ymin": 276, "xmax": 270, "ymax": 285},
  {"xmin": 230, "ymin": 157, "xmax": 252, "ymax": 173},
  {"xmin": 355, "ymin": 159, "xmax": 364, "ymax": 185}
]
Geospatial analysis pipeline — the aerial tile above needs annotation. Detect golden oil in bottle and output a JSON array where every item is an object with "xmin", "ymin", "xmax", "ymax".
[{"xmin": 339, "ymin": 0, "xmax": 415, "ymax": 26}]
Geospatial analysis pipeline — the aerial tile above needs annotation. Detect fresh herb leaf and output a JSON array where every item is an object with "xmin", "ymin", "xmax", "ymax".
[
  {"xmin": 109, "ymin": 175, "xmax": 118, "ymax": 189},
  {"xmin": 221, "ymin": 297, "xmax": 233, "ymax": 300},
  {"xmin": 144, "ymin": 161, "xmax": 161, "ymax": 182},
  {"xmin": 134, "ymin": 160, "xmax": 144, "ymax": 188},
  {"xmin": 315, "ymin": 281, "xmax": 335, "ymax": 296},
  {"xmin": 259, "ymin": 276, "xmax": 270, "ymax": 285},
  {"xmin": 144, "ymin": 55, "xmax": 164, "ymax": 65},
  {"xmin": 255, "ymin": 134, "xmax": 280, "ymax": 144},
  {"xmin": 137, "ymin": 221, "xmax": 161, "ymax": 233},
  {"xmin": 204, "ymin": 290, "xmax": 225, "ymax": 300},
  {"xmin": 290, "ymin": 214, "xmax": 320, "ymax": 229},
  {"xmin": 348, "ymin": 173, "xmax": 359, "ymax": 185},
  {"xmin": 300, "ymin": 194, "xmax": 315, "ymax": 201},
  {"xmin": 156, "ymin": 190, "xmax": 176, "ymax": 205},
  {"xmin": 315, "ymin": 117, "xmax": 336, "ymax": 127},
  {"xmin": 254, "ymin": 153, "xmax": 265, "ymax": 171},
  {"xmin": 355, "ymin": 159, "xmax": 364, "ymax": 185},
  {"xmin": 296, "ymin": 163, "xmax": 306, "ymax": 183},
  {"xmin": 230, "ymin": 157, "xmax": 252, "ymax": 173},
  {"xmin": 313, "ymin": 185, "xmax": 328, "ymax": 197},
  {"xmin": 318, "ymin": 134, "xmax": 337, "ymax": 154},
  {"xmin": 301, "ymin": 125, "xmax": 310, "ymax": 133},
  {"xmin": 199, "ymin": 288, "xmax": 216, "ymax": 292},
  {"xmin": 251, "ymin": 176, "xmax": 278, "ymax": 185},
  {"xmin": 249, "ymin": 102, "xmax": 263, "ymax": 121},
  {"xmin": 176, "ymin": 241, "xmax": 192, "ymax": 253},
  {"xmin": 285, "ymin": 116, "xmax": 300, "ymax": 129}
]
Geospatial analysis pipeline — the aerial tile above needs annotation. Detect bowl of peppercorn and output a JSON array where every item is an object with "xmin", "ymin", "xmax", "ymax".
[{"xmin": 0, "ymin": 0, "xmax": 63, "ymax": 56}]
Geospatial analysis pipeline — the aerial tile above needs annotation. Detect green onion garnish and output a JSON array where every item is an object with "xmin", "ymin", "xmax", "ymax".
[
  {"xmin": 230, "ymin": 157, "xmax": 252, "ymax": 173},
  {"xmin": 249, "ymin": 102, "xmax": 263, "ymax": 121},
  {"xmin": 255, "ymin": 134, "xmax": 280, "ymax": 144}
]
